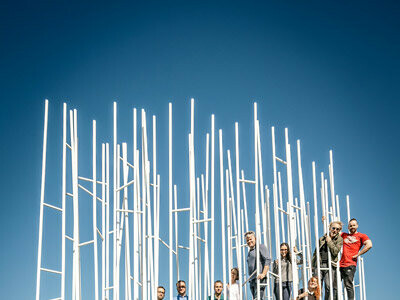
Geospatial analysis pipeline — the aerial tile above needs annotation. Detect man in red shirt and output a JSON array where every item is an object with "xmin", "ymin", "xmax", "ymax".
[{"xmin": 339, "ymin": 218, "xmax": 372, "ymax": 300}]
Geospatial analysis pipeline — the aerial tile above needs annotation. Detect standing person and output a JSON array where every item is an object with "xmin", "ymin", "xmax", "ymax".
[
  {"xmin": 157, "ymin": 286, "xmax": 166, "ymax": 300},
  {"xmin": 312, "ymin": 221, "xmax": 343, "ymax": 300},
  {"xmin": 273, "ymin": 243, "xmax": 302, "ymax": 300},
  {"xmin": 207, "ymin": 280, "xmax": 224, "ymax": 300},
  {"xmin": 296, "ymin": 276, "xmax": 321, "ymax": 300},
  {"xmin": 226, "ymin": 267, "xmax": 240, "ymax": 300},
  {"xmin": 340, "ymin": 219, "xmax": 372, "ymax": 300},
  {"xmin": 245, "ymin": 231, "xmax": 271, "ymax": 300},
  {"xmin": 174, "ymin": 280, "xmax": 188, "ymax": 300}
]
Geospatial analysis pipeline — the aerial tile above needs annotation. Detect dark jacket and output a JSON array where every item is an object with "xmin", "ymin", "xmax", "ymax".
[{"xmin": 312, "ymin": 233, "xmax": 343, "ymax": 268}]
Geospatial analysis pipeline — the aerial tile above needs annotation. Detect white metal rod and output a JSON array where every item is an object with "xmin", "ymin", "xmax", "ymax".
[
  {"xmin": 35, "ymin": 99, "xmax": 49, "ymax": 300},
  {"xmin": 168, "ymin": 103, "xmax": 173, "ymax": 300},
  {"xmin": 92, "ymin": 121, "xmax": 99, "ymax": 300},
  {"xmin": 218, "ymin": 129, "xmax": 226, "ymax": 300},
  {"xmin": 210, "ymin": 114, "xmax": 215, "ymax": 300}
]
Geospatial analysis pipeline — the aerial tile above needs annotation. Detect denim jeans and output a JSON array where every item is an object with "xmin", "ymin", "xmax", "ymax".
[
  {"xmin": 250, "ymin": 281, "xmax": 266, "ymax": 300},
  {"xmin": 340, "ymin": 266, "xmax": 356, "ymax": 300},
  {"xmin": 273, "ymin": 281, "xmax": 292, "ymax": 300}
]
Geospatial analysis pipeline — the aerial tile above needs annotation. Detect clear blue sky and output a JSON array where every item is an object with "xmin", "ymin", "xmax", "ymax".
[{"xmin": 1, "ymin": 0, "xmax": 399, "ymax": 299}]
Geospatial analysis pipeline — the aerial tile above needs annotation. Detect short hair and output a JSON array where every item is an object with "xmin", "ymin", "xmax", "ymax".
[
  {"xmin": 176, "ymin": 280, "xmax": 186, "ymax": 287},
  {"xmin": 231, "ymin": 267, "xmax": 239, "ymax": 280},
  {"xmin": 214, "ymin": 280, "xmax": 223, "ymax": 286},
  {"xmin": 244, "ymin": 231, "xmax": 255, "ymax": 238},
  {"xmin": 330, "ymin": 221, "xmax": 343, "ymax": 230},
  {"xmin": 349, "ymin": 218, "xmax": 358, "ymax": 223},
  {"xmin": 157, "ymin": 286, "xmax": 165, "ymax": 292}
]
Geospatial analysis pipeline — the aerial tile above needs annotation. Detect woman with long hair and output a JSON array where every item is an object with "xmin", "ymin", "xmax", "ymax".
[
  {"xmin": 226, "ymin": 267, "xmax": 240, "ymax": 300},
  {"xmin": 296, "ymin": 276, "xmax": 321, "ymax": 300},
  {"xmin": 273, "ymin": 243, "xmax": 302, "ymax": 300}
]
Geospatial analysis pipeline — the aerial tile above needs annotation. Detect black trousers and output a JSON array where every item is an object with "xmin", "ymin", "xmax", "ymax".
[
  {"xmin": 320, "ymin": 263, "xmax": 338, "ymax": 300},
  {"xmin": 340, "ymin": 266, "xmax": 356, "ymax": 300}
]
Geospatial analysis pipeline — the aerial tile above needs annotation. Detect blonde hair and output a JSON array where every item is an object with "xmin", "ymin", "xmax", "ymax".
[{"xmin": 329, "ymin": 221, "xmax": 343, "ymax": 230}]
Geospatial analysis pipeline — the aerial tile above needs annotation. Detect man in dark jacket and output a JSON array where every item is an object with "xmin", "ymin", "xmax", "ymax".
[{"xmin": 312, "ymin": 221, "xmax": 343, "ymax": 300}]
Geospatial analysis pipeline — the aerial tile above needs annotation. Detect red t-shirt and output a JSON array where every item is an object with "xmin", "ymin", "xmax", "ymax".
[{"xmin": 340, "ymin": 232, "xmax": 370, "ymax": 267}]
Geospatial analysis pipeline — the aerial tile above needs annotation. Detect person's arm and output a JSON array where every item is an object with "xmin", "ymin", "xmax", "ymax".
[
  {"xmin": 326, "ymin": 235, "xmax": 343, "ymax": 258},
  {"xmin": 352, "ymin": 239, "xmax": 372, "ymax": 259},
  {"xmin": 257, "ymin": 265, "xmax": 269, "ymax": 280},
  {"xmin": 296, "ymin": 291, "xmax": 308, "ymax": 299}
]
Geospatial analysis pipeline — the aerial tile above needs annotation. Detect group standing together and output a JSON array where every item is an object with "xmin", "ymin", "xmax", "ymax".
[{"xmin": 156, "ymin": 218, "xmax": 372, "ymax": 300}]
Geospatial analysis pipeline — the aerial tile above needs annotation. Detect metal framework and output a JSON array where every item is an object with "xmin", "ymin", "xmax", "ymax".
[{"xmin": 35, "ymin": 99, "xmax": 368, "ymax": 300}]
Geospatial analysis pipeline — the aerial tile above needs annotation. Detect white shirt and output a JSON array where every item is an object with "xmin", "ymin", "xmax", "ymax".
[{"xmin": 227, "ymin": 282, "xmax": 240, "ymax": 300}]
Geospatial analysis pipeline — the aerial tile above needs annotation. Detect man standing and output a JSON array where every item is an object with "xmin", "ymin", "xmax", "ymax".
[
  {"xmin": 157, "ymin": 286, "xmax": 166, "ymax": 300},
  {"xmin": 174, "ymin": 280, "xmax": 188, "ymax": 300},
  {"xmin": 207, "ymin": 280, "xmax": 224, "ymax": 300},
  {"xmin": 245, "ymin": 231, "xmax": 271, "ymax": 300},
  {"xmin": 340, "ymin": 219, "xmax": 372, "ymax": 300},
  {"xmin": 312, "ymin": 221, "xmax": 343, "ymax": 300}
]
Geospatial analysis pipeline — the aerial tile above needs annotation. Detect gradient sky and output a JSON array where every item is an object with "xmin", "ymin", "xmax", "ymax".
[{"xmin": 1, "ymin": 1, "xmax": 399, "ymax": 299}]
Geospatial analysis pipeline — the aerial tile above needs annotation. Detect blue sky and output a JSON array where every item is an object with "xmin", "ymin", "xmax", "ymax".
[{"xmin": 0, "ymin": 0, "xmax": 399, "ymax": 299}]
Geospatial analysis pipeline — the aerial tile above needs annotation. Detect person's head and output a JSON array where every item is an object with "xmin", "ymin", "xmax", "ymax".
[
  {"xmin": 231, "ymin": 267, "xmax": 239, "ymax": 283},
  {"xmin": 279, "ymin": 242, "xmax": 291, "ymax": 261},
  {"xmin": 308, "ymin": 277, "xmax": 321, "ymax": 298},
  {"xmin": 348, "ymin": 218, "xmax": 358, "ymax": 234},
  {"xmin": 157, "ymin": 286, "xmax": 165, "ymax": 300},
  {"xmin": 329, "ymin": 221, "xmax": 343, "ymax": 238},
  {"xmin": 176, "ymin": 280, "xmax": 186, "ymax": 296},
  {"xmin": 245, "ymin": 231, "xmax": 256, "ymax": 248},
  {"xmin": 214, "ymin": 280, "xmax": 223, "ymax": 296}
]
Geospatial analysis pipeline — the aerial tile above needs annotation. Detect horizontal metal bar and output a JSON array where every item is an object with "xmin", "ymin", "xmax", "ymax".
[
  {"xmin": 43, "ymin": 202, "xmax": 63, "ymax": 212},
  {"xmin": 239, "ymin": 178, "xmax": 256, "ymax": 184},
  {"xmin": 105, "ymin": 286, "xmax": 114, "ymax": 291},
  {"xmin": 291, "ymin": 204, "xmax": 301, "ymax": 210},
  {"xmin": 66, "ymin": 143, "xmax": 72, "ymax": 150},
  {"xmin": 49, "ymin": 297, "xmax": 61, "ymax": 300},
  {"xmin": 178, "ymin": 245, "xmax": 190, "ymax": 250},
  {"xmin": 116, "ymin": 179, "xmax": 135, "ymax": 192},
  {"xmin": 278, "ymin": 207, "xmax": 288, "ymax": 215},
  {"xmin": 65, "ymin": 235, "xmax": 74, "ymax": 242},
  {"xmin": 116, "ymin": 209, "xmax": 142, "ymax": 214},
  {"xmin": 40, "ymin": 267, "xmax": 62, "ymax": 275},
  {"xmin": 119, "ymin": 156, "xmax": 135, "ymax": 169},
  {"xmin": 275, "ymin": 156, "xmax": 287, "ymax": 164},
  {"xmin": 194, "ymin": 235, "xmax": 206, "ymax": 243},
  {"xmin": 78, "ymin": 176, "xmax": 107, "ymax": 185},
  {"xmin": 172, "ymin": 208, "xmax": 190, "ymax": 213},
  {"xmin": 79, "ymin": 240, "xmax": 94, "ymax": 247},
  {"xmin": 150, "ymin": 183, "xmax": 159, "ymax": 187},
  {"xmin": 193, "ymin": 218, "xmax": 212, "ymax": 224},
  {"xmin": 66, "ymin": 193, "xmax": 73, "ymax": 197}
]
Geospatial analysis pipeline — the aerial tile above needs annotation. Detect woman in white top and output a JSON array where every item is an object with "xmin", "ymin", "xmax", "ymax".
[{"xmin": 226, "ymin": 267, "xmax": 240, "ymax": 300}]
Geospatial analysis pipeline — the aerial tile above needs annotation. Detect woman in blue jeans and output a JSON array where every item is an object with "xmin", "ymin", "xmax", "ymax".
[{"xmin": 273, "ymin": 243, "xmax": 302, "ymax": 300}]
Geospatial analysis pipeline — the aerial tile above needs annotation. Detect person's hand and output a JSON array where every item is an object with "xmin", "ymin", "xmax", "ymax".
[
  {"xmin": 322, "ymin": 215, "xmax": 326, "ymax": 222},
  {"xmin": 293, "ymin": 246, "xmax": 299, "ymax": 254},
  {"xmin": 257, "ymin": 273, "xmax": 266, "ymax": 280},
  {"xmin": 325, "ymin": 234, "xmax": 331, "ymax": 242},
  {"xmin": 352, "ymin": 253, "xmax": 359, "ymax": 260}
]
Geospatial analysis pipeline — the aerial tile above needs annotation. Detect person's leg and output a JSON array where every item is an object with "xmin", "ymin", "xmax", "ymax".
[
  {"xmin": 282, "ymin": 282, "xmax": 291, "ymax": 300},
  {"xmin": 341, "ymin": 266, "xmax": 356, "ymax": 300},
  {"xmin": 250, "ymin": 283, "xmax": 256, "ymax": 300},
  {"xmin": 320, "ymin": 267, "xmax": 330, "ymax": 300},
  {"xmin": 331, "ymin": 265, "xmax": 338, "ymax": 300},
  {"xmin": 273, "ymin": 282, "xmax": 279, "ymax": 300}
]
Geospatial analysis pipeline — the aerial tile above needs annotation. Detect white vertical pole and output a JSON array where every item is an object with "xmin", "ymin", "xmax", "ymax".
[
  {"xmin": 133, "ymin": 108, "xmax": 139, "ymax": 300},
  {"xmin": 174, "ymin": 185, "xmax": 180, "ymax": 281},
  {"xmin": 35, "ymin": 99, "xmax": 48, "ymax": 300},
  {"xmin": 240, "ymin": 170, "xmax": 249, "ymax": 233},
  {"xmin": 346, "ymin": 195, "xmax": 351, "ymax": 224},
  {"xmin": 106, "ymin": 144, "xmax": 110, "ymax": 300},
  {"xmin": 101, "ymin": 144, "xmax": 105, "ymax": 300},
  {"xmin": 329, "ymin": 151, "xmax": 337, "ymax": 219},
  {"xmin": 361, "ymin": 258, "xmax": 367, "ymax": 300},
  {"xmin": 285, "ymin": 128, "xmax": 298, "ymax": 298},
  {"xmin": 297, "ymin": 140, "xmax": 308, "ymax": 289},
  {"xmin": 153, "ymin": 115, "xmax": 159, "ymax": 291},
  {"xmin": 271, "ymin": 126, "xmax": 283, "ymax": 300},
  {"xmin": 113, "ymin": 102, "xmax": 118, "ymax": 300},
  {"xmin": 169, "ymin": 103, "xmax": 173, "ymax": 300},
  {"xmin": 61, "ymin": 102, "xmax": 66, "ymax": 300},
  {"xmin": 254, "ymin": 103, "xmax": 261, "ymax": 299},
  {"xmin": 234, "ymin": 122, "xmax": 243, "ymax": 296},
  {"xmin": 218, "ymin": 129, "xmax": 227, "ymax": 300},
  {"xmin": 93, "ymin": 120, "xmax": 99, "ymax": 300},
  {"xmin": 210, "ymin": 114, "xmax": 215, "ymax": 300},
  {"xmin": 312, "ymin": 162, "xmax": 322, "ymax": 290},
  {"xmin": 278, "ymin": 172, "xmax": 285, "ymax": 243}
]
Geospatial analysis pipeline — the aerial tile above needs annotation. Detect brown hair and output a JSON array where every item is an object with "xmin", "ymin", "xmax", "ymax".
[
  {"xmin": 310, "ymin": 276, "xmax": 321, "ymax": 299},
  {"xmin": 231, "ymin": 267, "xmax": 239, "ymax": 280}
]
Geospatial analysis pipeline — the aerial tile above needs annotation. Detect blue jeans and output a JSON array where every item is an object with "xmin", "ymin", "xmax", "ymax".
[{"xmin": 274, "ymin": 281, "xmax": 292, "ymax": 300}]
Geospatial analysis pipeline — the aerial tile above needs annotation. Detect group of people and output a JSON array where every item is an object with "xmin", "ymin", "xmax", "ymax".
[
  {"xmin": 156, "ymin": 218, "xmax": 372, "ymax": 300},
  {"xmin": 270, "ymin": 218, "xmax": 372, "ymax": 300}
]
